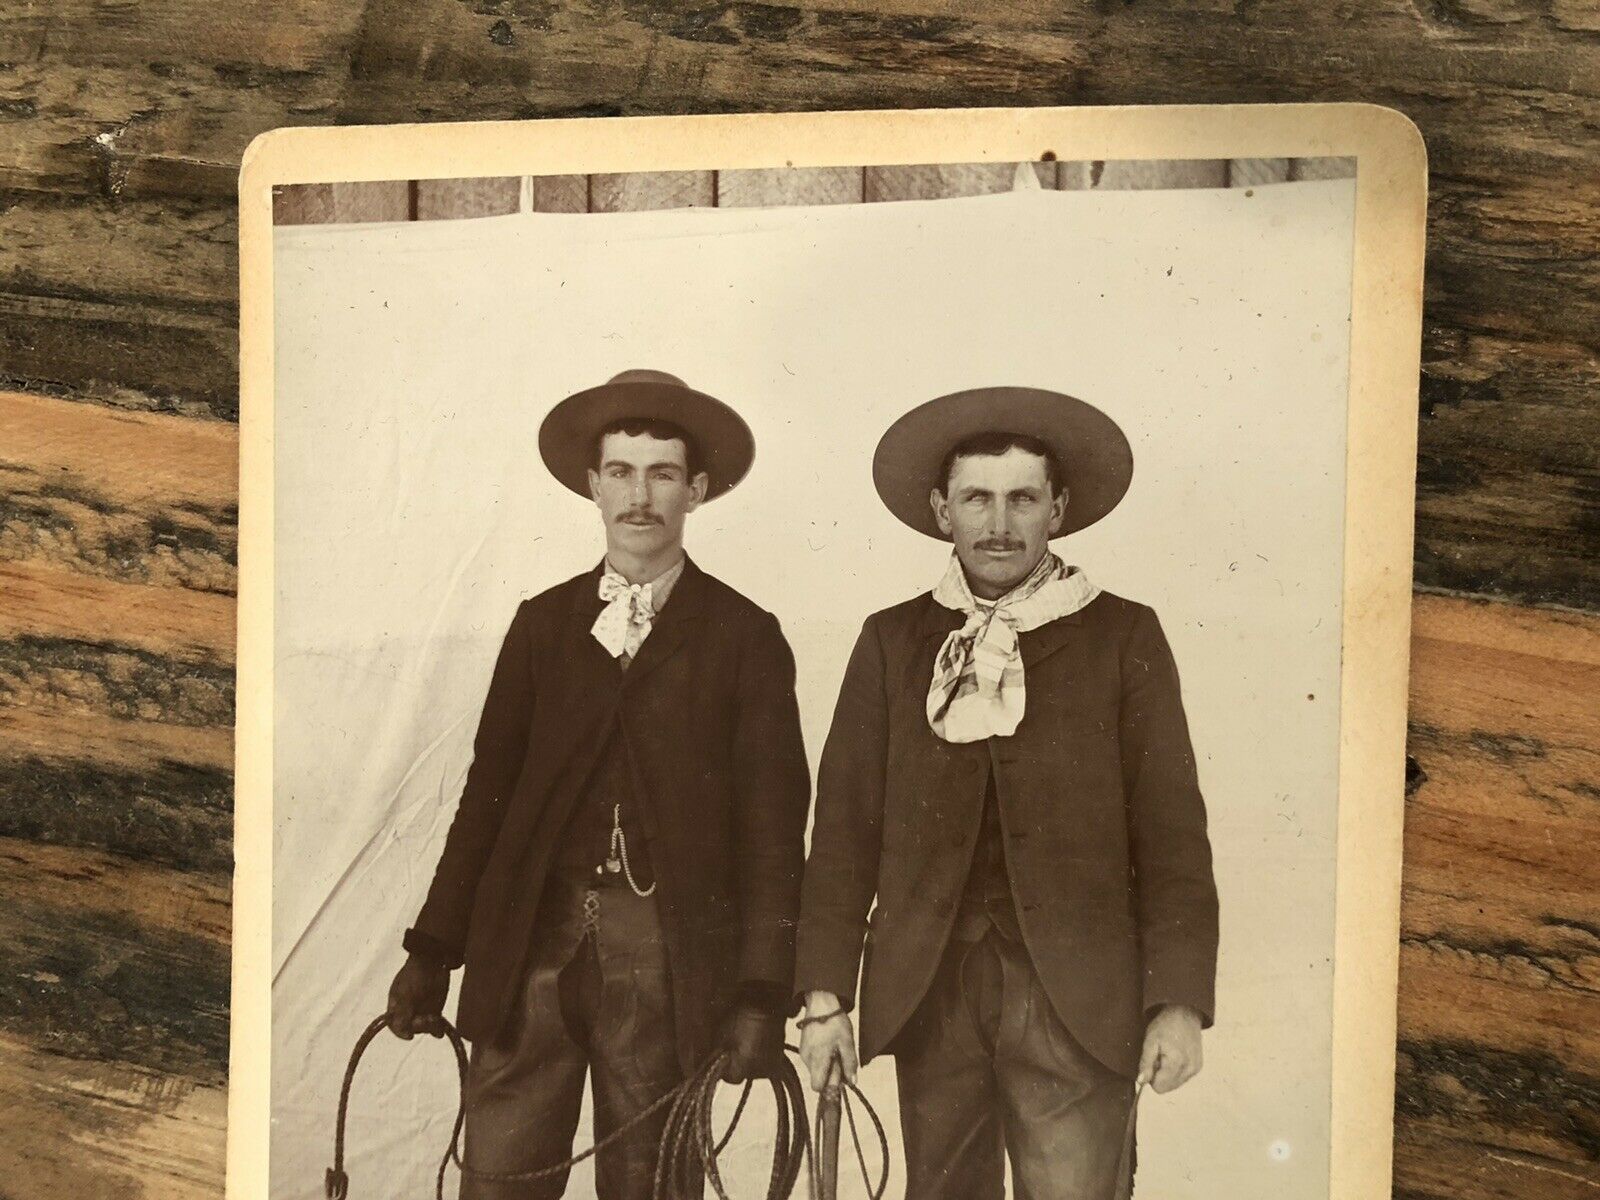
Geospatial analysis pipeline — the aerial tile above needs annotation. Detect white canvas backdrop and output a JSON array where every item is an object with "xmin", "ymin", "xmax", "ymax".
[{"xmin": 271, "ymin": 177, "xmax": 1356, "ymax": 1199}]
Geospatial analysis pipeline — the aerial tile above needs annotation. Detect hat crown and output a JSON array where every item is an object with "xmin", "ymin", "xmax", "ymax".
[{"xmin": 606, "ymin": 368, "xmax": 689, "ymax": 389}]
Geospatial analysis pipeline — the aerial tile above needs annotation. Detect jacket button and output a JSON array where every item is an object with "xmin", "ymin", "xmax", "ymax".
[{"xmin": 964, "ymin": 758, "xmax": 982, "ymax": 775}]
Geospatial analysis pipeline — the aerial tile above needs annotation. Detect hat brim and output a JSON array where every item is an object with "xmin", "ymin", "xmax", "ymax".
[
  {"xmin": 538, "ymin": 381, "xmax": 755, "ymax": 502},
  {"xmin": 872, "ymin": 387, "xmax": 1134, "ymax": 541}
]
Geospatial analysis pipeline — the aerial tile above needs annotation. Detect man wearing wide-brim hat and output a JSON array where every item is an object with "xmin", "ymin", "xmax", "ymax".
[
  {"xmin": 795, "ymin": 387, "xmax": 1219, "ymax": 1200},
  {"xmin": 386, "ymin": 370, "xmax": 811, "ymax": 1199}
]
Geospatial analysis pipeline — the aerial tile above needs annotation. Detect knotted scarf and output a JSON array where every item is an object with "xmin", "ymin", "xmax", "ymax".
[
  {"xmin": 926, "ymin": 551, "xmax": 1100, "ymax": 743},
  {"xmin": 591, "ymin": 557, "xmax": 684, "ymax": 663}
]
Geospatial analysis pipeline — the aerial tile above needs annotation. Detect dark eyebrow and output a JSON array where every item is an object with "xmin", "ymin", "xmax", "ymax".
[
  {"xmin": 955, "ymin": 485, "xmax": 993, "ymax": 500},
  {"xmin": 602, "ymin": 459, "xmax": 684, "ymax": 474},
  {"xmin": 1007, "ymin": 485, "xmax": 1047, "ymax": 500}
]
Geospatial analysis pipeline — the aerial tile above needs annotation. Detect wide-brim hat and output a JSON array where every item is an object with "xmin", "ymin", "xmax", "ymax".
[
  {"xmin": 538, "ymin": 369, "xmax": 755, "ymax": 501},
  {"xmin": 873, "ymin": 386, "xmax": 1134, "ymax": 541}
]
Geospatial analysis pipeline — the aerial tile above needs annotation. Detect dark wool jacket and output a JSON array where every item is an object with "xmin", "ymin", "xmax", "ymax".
[
  {"xmin": 795, "ymin": 588, "xmax": 1219, "ymax": 1077},
  {"xmin": 406, "ymin": 557, "xmax": 811, "ymax": 1069}
]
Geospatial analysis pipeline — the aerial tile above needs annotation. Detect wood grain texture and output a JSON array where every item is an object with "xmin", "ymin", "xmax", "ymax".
[
  {"xmin": 529, "ymin": 174, "xmax": 590, "ymax": 213},
  {"xmin": 1398, "ymin": 596, "xmax": 1600, "ymax": 1192},
  {"xmin": 1, "ymin": 391, "xmax": 237, "ymax": 591},
  {"xmin": 863, "ymin": 160, "xmax": 1053, "ymax": 199},
  {"xmin": 717, "ymin": 165, "xmax": 866, "ymax": 207},
  {"xmin": 415, "ymin": 176, "xmax": 519, "ymax": 220},
  {"xmin": 589, "ymin": 169, "xmax": 716, "ymax": 211},
  {"xmin": 272, "ymin": 180, "xmax": 411, "ymax": 225},
  {"xmin": 0, "ymin": 4, "xmax": 1596, "ymax": 1197},
  {"xmin": 5, "ymin": 0, "xmax": 1590, "ymax": 604}
]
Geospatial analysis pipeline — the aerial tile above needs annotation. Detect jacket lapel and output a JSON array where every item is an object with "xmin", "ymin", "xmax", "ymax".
[
  {"xmin": 1018, "ymin": 606, "xmax": 1086, "ymax": 670},
  {"xmin": 618, "ymin": 554, "xmax": 706, "ymax": 687},
  {"xmin": 555, "ymin": 561, "xmax": 623, "ymax": 714}
]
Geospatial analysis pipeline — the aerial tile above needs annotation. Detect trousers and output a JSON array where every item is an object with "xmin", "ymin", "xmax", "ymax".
[
  {"xmin": 891, "ymin": 928, "xmax": 1138, "ymax": 1200},
  {"xmin": 458, "ymin": 879, "xmax": 684, "ymax": 1200}
]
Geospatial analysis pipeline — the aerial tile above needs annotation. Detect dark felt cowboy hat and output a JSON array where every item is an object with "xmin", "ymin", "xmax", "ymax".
[
  {"xmin": 538, "ymin": 369, "xmax": 755, "ymax": 501},
  {"xmin": 872, "ymin": 386, "xmax": 1134, "ymax": 541}
]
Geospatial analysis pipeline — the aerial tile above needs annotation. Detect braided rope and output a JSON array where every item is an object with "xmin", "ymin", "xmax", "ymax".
[{"xmin": 325, "ymin": 1015, "xmax": 890, "ymax": 1200}]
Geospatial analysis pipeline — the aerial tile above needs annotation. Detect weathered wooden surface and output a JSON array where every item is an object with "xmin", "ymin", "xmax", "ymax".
[
  {"xmin": 2, "ymin": 0, "xmax": 1596, "ymax": 604},
  {"xmin": 0, "ymin": 3, "xmax": 1597, "ymax": 1198},
  {"xmin": 1397, "ymin": 596, "xmax": 1600, "ymax": 1197}
]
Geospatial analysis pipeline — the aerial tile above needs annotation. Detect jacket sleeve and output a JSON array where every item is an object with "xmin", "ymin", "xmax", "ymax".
[
  {"xmin": 1119, "ymin": 604, "xmax": 1219, "ymax": 1026},
  {"xmin": 403, "ymin": 599, "xmax": 537, "ymax": 968},
  {"xmin": 793, "ymin": 615, "xmax": 889, "ymax": 1009},
  {"xmin": 729, "ymin": 611, "xmax": 813, "ymax": 1005}
]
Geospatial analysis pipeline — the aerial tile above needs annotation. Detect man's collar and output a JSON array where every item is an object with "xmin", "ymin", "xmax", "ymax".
[
  {"xmin": 601, "ymin": 553, "xmax": 687, "ymax": 611},
  {"xmin": 571, "ymin": 552, "xmax": 700, "ymax": 616},
  {"xmin": 601, "ymin": 551, "xmax": 687, "ymax": 590}
]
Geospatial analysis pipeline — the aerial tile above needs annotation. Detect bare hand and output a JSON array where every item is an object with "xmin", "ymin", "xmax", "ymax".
[
  {"xmin": 387, "ymin": 954, "xmax": 449, "ymax": 1039},
  {"xmin": 798, "ymin": 991, "xmax": 858, "ymax": 1092},
  {"xmin": 1137, "ymin": 1004, "xmax": 1203, "ymax": 1094}
]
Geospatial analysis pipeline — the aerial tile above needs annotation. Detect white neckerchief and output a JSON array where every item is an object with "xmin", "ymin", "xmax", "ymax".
[
  {"xmin": 926, "ymin": 551, "xmax": 1100, "ymax": 743},
  {"xmin": 591, "ymin": 556, "xmax": 686, "ymax": 663}
]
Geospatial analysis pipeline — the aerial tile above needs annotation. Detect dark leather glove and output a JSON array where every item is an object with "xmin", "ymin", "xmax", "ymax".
[
  {"xmin": 719, "ymin": 1003, "xmax": 785, "ymax": 1083},
  {"xmin": 387, "ymin": 953, "xmax": 450, "ymax": 1039}
]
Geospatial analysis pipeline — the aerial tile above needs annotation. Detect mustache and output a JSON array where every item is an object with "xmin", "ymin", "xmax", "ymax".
[
  {"xmin": 974, "ymin": 538, "xmax": 1024, "ymax": 552},
  {"xmin": 617, "ymin": 509, "xmax": 665, "ymax": 525}
]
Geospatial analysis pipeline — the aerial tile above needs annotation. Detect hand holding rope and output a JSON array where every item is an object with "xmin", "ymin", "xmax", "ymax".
[{"xmin": 324, "ymin": 1012, "xmax": 889, "ymax": 1200}]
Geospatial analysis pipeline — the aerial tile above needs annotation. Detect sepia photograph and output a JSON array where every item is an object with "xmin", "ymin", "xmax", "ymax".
[{"xmin": 233, "ymin": 107, "xmax": 1426, "ymax": 1200}]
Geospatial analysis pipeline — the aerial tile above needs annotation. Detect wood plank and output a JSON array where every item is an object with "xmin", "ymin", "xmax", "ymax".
[
  {"xmin": 864, "ymin": 161, "xmax": 1052, "ymax": 200},
  {"xmin": 0, "ymin": 1034, "xmax": 227, "ymax": 1200},
  {"xmin": 0, "ymin": 195, "xmax": 237, "ymax": 417},
  {"xmin": 1228, "ymin": 157, "xmax": 1291, "ymax": 187},
  {"xmin": 0, "ymin": 0, "xmax": 364, "ymax": 202},
  {"xmin": 272, "ymin": 180, "xmax": 410, "ymax": 224},
  {"xmin": 0, "ymin": 630, "xmax": 232, "ymax": 729},
  {"xmin": 0, "ymin": 391, "xmax": 237, "ymax": 592},
  {"xmin": 0, "ymin": 707, "xmax": 232, "ymax": 871},
  {"xmin": 415, "ymin": 176, "xmax": 520, "ymax": 220},
  {"xmin": 0, "ymin": 837, "xmax": 229, "ymax": 948},
  {"xmin": 0, "ymin": 847, "xmax": 230, "ymax": 1077},
  {"xmin": 716, "ymin": 166, "xmax": 865, "ymax": 207},
  {"xmin": 0, "ymin": 841, "xmax": 231, "ymax": 1123},
  {"xmin": 529, "ymin": 174, "xmax": 590, "ymax": 213},
  {"xmin": 588, "ymin": 170, "xmax": 715, "ymax": 212},
  {"xmin": 1397, "ymin": 594, "xmax": 1600, "ymax": 1175},
  {"xmin": 1395, "ymin": 1126, "xmax": 1600, "ymax": 1200},
  {"xmin": 1086, "ymin": 159, "xmax": 1228, "ymax": 190},
  {"xmin": 0, "ymin": 562, "xmax": 235, "ymax": 662},
  {"xmin": 1291, "ymin": 156, "xmax": 1358, "ymax": 181}
]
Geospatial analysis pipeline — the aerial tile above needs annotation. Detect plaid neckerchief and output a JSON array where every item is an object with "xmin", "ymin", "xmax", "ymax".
[{"xmin": 926, "ymin": 550, "xmax": 1100, "ymax": 743}]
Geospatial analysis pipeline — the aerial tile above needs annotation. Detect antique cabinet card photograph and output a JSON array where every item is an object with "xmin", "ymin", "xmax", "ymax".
[{"xmin": 233, "ymin": 105, "xmax": 1428, "ymax": 1200}]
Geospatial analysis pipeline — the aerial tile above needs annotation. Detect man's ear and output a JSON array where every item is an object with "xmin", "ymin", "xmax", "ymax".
[
  {"xmin": 930, "ymin": 488, "xmax": 953, "ymax": 536},
  {"xmin": 686, "ymin": 471, "xmax": 710, "ymax": 510},
  {"xmin": 1047, "ymin": 486, "xmax": 1068, "ymax": 535},
  {"xmin": 587, "ymin": 468, "xmax": 602, "ymax": 504}
]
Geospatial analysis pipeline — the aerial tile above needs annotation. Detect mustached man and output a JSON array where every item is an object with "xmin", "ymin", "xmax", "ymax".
[
  {"xmin": 388, "ymin": 370, "xmax": 811, "ymax": 1199},
  {"xmin": 796, "ymin": 387, "xmax": 1219, "ymax": 1200}
]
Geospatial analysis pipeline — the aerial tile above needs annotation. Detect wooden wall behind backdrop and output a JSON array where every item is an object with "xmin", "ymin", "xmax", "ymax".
[{"xmin": 0, "ymin": 4, "xmax": 1596, "ymax": 1200}]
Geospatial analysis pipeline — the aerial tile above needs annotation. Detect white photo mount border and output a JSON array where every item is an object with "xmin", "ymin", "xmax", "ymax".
[{"xmin": 235, "ymin": 103, "xmax": 1427, "ymax": 1200}]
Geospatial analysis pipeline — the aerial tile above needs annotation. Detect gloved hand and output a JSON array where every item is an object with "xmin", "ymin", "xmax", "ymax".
[
  {"xmin": 719, "ymin": 1003, "xmax": 785, "ymax": 1083},
  {"xmin": 386, "ymin": 953, "xmax": 450, "ymax": 1039}
]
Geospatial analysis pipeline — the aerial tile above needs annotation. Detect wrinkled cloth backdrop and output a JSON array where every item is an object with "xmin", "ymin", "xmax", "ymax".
[{"xmin": 271, "ymin": 178, "xmax": 1355, "ymax": 1199}]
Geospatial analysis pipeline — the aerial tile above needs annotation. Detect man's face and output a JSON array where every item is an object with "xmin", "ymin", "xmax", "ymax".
[
  {"xmin": 931, "ymin": 447, "xmax": 1066, "ymax": 599},
  {"xmin": 588, "ymin": 431, "xmax": 707, "ymax": 560}
]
